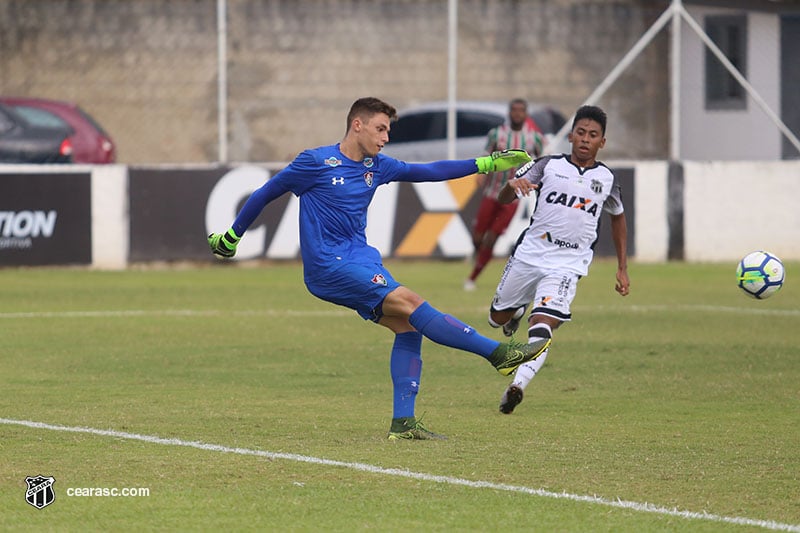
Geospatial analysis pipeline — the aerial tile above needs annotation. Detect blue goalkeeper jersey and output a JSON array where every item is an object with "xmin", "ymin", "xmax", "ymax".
[{"xmin": 231, "ymin": 143, "xmax": 477, "ymax": 278}]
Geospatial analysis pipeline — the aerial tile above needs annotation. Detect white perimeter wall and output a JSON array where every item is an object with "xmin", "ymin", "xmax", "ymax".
[
  {"xmin": 2, "ymin": 161, "xmax": 799, "ymax": 268},
  {"xmin": 90, "ymin": 165, "xmax": 128, "ymax": 269},
  {"xmin": 630, "ymin": 160, "xmax": 670, "ymax": 263},
  {"xmin": 683, "ymin": 160, "xmax": 800, "ymax": 262}
]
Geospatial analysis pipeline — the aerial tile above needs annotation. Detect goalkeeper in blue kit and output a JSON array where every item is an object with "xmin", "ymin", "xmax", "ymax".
[{"xmin": 208, "ymin": 97, "xmax": 549, "ymax": 440}]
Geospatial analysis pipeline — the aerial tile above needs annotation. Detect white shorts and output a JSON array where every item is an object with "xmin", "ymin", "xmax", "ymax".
[{"xmin": 490, "ymin": 256, "xmax": 578, "ymax": 322}]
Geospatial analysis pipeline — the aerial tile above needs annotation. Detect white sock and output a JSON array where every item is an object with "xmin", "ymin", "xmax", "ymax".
[
  {"xmin": 512, "ymin": 349, "xmax": 548, "ymax": 389},
  {"xmin": 512, "ymin": 323, "xmax": 553, "ymax": 390}
]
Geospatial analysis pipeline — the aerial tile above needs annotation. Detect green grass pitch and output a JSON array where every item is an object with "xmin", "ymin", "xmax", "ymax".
[{"xmin": 1, "ymin": 259, "xmax": 798, "ymax": 531}]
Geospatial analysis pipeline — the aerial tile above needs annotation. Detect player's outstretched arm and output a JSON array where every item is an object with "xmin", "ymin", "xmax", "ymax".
[
  {"xmin": 398, "ymin": 150, "xmax": 531, "ymax": 184},
  {"xmin": 475, "ymin": 149, "xmax": 531, "ymax": 174}
]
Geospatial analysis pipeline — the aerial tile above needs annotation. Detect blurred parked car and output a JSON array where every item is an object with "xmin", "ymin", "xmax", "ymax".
[
  {"xmin": 0, "ymin": 97, "xmax": 115, "ymax": 163},
  {"xmin": 381, "ymin": 101, "xmax": 568, "ymax": 162},
  {"xmin": 0, "ymin": 102, "xmax": 72, "ymax": 163}
]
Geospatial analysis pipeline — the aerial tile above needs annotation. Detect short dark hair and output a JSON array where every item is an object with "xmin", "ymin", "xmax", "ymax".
[
  {"xmin": 572, "ymin": 105, "xmax": 607, "ymax": 135},
  {"xmin": 346, "ymin": 97, "xmax": 397, "ymax": 133},
  {"xmin": 509, "ymin": 98, "xmax": 528, "ymax": 109}
]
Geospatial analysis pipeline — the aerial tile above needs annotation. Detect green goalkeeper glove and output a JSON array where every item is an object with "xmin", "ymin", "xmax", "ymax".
[
  {"xmin": 475, "ymin": 149, "xmax": 531, "ymax": 174},
  {"xmin": 208, "ymin": 228, "xmax": 241, "ymax": 258}
]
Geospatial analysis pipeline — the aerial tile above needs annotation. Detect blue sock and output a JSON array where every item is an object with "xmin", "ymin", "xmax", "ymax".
[
  {"xmin": 408, "ymin": 302, "xmax": 500, "ymax": 359},
  {"xmin": 390, "ymin": 332, "xmax": 423, "ymax": 419}
]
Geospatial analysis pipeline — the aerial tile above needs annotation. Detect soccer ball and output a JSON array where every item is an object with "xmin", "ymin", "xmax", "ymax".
[{"xmin": 736, "ymin": 251, "xmax": 785, "ymax": 299}]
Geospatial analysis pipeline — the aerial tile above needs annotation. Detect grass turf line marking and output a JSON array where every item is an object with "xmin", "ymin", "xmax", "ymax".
[
  {"xmin": 1, "ymin": 418, "xmax": 797, "ymax": 532},
  {"xmin": 0, "ymin": 304, "xmax": 798, "ymax": 320},
  {"xmin": 585, "ymin": 304, "xmax": 800, "ymax": 317},
  {"xmin": 0, "ymin": 309, "xmax": 352, "ymax": 319}
]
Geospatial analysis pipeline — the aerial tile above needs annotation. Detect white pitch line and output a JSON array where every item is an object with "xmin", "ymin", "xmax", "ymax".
[
  {"xmin": 584, "ymin": 304, "xmax": 800, "ymax": 317},
  {"xmin": 1, "ymin": 418, "xmax": 798, "ymax": 532},
  {"xmin": 0, "ymin": 309, "xmax": 352, "ymax": 319},
  {"xmin": 0, "ymin": 304, "xmax": 797, "ymax": 320}
]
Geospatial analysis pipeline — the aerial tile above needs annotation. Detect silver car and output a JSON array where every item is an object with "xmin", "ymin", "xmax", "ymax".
[{"xmin": 381, "ymin": 101, "xmax": 568, "ymax": 162}]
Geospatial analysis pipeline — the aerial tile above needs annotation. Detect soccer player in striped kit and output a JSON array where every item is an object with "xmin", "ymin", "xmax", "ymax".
[
  {"xmin": 464, "ymin": 98, "xmax": 544, "ymax": 292},
  {"xmin": 486, "ymin": 105, "xmax": 630, "ymax": 414}
]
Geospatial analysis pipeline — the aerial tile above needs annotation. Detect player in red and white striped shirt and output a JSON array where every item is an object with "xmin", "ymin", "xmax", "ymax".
[{"xmin": 464, "ymin": 98, "xmax": 544, "ymax": 291}]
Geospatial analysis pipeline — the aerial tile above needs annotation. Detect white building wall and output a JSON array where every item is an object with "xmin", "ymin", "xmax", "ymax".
[{"xmin": 680, "ymin": 7, "xmax": 782, "ymax": 160}]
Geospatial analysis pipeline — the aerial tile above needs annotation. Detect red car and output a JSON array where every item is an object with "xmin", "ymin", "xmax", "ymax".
[
  {"xmin": 0, "ymin": 102, "xmax": 72, "ymax": 163},
  {"xmin": 0, "ymin": 97, "xmax": 115, "ymax": 163}
]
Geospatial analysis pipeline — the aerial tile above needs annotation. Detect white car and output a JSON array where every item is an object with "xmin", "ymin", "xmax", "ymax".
[{"xmin": 381, "ymin": 101, "xmax": 568, "ymax": 162}]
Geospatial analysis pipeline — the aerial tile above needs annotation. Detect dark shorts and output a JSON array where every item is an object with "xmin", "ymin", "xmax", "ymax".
[
  {"xmin": 305, "ymin": 259, "xmax": 401, "ymax": 322},
  {"xmin": 473, "ymin": 196, "xmax": 519, "ymax": 236}
]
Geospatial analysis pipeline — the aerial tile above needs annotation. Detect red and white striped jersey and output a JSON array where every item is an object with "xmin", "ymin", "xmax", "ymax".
[{"xmin": 482, "ymin": 119, "xmax": 544, "ymax": 199}]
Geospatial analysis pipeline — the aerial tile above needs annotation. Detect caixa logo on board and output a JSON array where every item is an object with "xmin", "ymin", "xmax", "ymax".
[{"xmin": 0, "ymin": 210, "xmax": 58, "ymax": 250}]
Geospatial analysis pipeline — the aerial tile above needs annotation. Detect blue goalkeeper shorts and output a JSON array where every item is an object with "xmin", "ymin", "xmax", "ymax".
[{"xmin": 305, "ymin": 259, "xmax": 401, "ymax": 322}]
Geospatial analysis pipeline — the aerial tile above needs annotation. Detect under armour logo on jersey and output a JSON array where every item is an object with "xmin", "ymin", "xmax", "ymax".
[{"xmin": 331, "ymin": 177, "xmax": 345, "ymax": 185}]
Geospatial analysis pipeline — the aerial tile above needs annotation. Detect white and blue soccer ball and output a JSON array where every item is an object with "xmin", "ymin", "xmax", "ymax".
[{"xmin": 736, "ymin": 251, "xmax": 785, "ymax": 299}]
